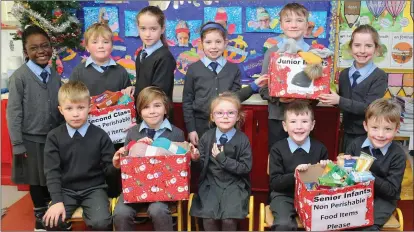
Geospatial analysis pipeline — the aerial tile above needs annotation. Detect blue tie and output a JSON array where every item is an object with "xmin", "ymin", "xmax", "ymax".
[
  {"xmin": 351, "ymin": 71, "xmax": 361, "ymax": 88},
  {"xmin": 210, "ymin": 62, "xmax": 218, "ymax": 75},
  {"xmin": 100, "ymin": 66, "xmax": 108, "ymax": 71},
  {"xmin": 219, "ymin": 134, "xmax": 228, "ymax": 145},
  {"xmin": 141, "ymin": 50, "xmax": 148, "ymax": 63},
  {"xmin": 40, "ymin": 70, "xmax": 48, "ymax": 84},
  {"xmin": 372, "ymin": 148, "xmax": 382, "ymax": 157},
  {"xmin": 146, "ymin": 128, "xmax": 156, "ymax": 139}
]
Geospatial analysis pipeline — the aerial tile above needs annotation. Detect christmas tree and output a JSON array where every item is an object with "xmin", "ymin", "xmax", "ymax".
[{"xmin": 11, "ymin": 1, "xmax": 84, "ymax": 73}]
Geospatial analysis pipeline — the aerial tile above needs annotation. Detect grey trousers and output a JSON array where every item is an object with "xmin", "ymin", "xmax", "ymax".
[
  {"xmin": 113, "ymin": 193, "xmax": 173, "ymax": 231},
  {"xmin": 269, "ymin": 195, "xmax": 298, "ymax": 231},
  {"xmin": 45, "ymin": 185, "xmax": 112, "ymax": 231}
]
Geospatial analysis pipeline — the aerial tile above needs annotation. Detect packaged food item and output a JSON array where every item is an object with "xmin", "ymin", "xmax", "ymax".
[
  {"xmin": 320, "ymin": 163, "xmax": 353, "ymax": 187},
  {"xmin": 343, "ymin": 159, "xmax": 357, "ymax": 173},
  {"xmin": 318, "ymin": 176, "xmax": 342, "ymax": 187},
  {"xmin": 91, "ymin": 91, "xmax": 123, "ymax": 109},
  {"xmin": 118, "ymin": 94, "xmax": 133, "ymax": 105},
  {"xmin": 355, "ymin": 152, "xmax": 376, "ymax": 172},
  {"xmin": 350, "ymin": 171, "xmax": 375, "ymax": 183},
  {"xmin": 321, "ymin": 162, "xmax": 336, "ymax": 176},
  {"xmin": 305, "ymin": 182, "xmax": 317, "ymax": 190}
]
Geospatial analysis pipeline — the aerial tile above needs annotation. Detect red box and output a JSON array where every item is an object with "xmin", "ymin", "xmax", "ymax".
[
  {"xmin": 268, "ymin": 52, "xmax": 332, "ymax": 99},
  {"xmin": 120, "ymin": 143, "xmax": 191, "ymax": 203},
  {"xmin": 295, "ymin": 164, "xmax": 374, "ymax": 231}
]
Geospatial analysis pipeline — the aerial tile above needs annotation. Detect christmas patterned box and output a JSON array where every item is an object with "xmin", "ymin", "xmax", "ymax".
[
  {"xmin": 268, "ymin": 52, "xmax": 332, "ymax": 99},
  {"xmin": 294, "ymin": 164, "xmax": 374, "ymax": 231},
  {"xmin": 120, "ymin": 143, "xmax": 191, "ymax": 203}
]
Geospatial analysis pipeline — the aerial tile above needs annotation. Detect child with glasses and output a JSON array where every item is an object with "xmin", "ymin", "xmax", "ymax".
[{"xmin": 190, "ymin": 92, "xmax": 252, "ymax": 231}]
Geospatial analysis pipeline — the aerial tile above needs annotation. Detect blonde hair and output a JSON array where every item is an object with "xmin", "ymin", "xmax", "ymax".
[
  {"xmin": 349, "ymin": 24, "xmax": 383, "ymax": 56},
  {"xmin": 365, "ymin": 99, "xmax": 401, "ymax": 128},
  {"xmin": 283, "ymin": 100, "xmax": 314, "ymax": 121},
  {"xmin": 279, "ymin": 3, "xmax": 309, "ymax": 21},
  {"xmin": 209, "ymin": 92, "xmax": 245, "ymax": 129},
  {"xmin": 136, "ymin": 86, "xmax": 170, "ymax": 119},
  {"xmin": 84, "ymin": 23, "xmax": 113, "ymax": 45},
  {"xmin": 58, "ymin": 81, "xmax": 90, "ymax": 105}
]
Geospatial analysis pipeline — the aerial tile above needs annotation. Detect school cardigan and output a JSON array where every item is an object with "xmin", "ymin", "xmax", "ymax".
[
  {"xmin": 338, "ymin": 67, "xmax": 388, "ymax": 135},
  {"xmin": 124, "ymin": 123, "xmax": 185, "ymax": 145},
  {"xmin": 345, "ymin": 136, "xmax": 406, "ymax": 201},
  {"xmin": 182, "ymin": 60, "xmax": 241, "ymax": 133},
  {"xmin": 7, "ymin": 64, "xmax": 63, "ymax": 154},
  {"xmin": 134, "ymin": 46, "xmax": 176, "ymax": 101},
  {"xmin": 269, "ymin": 138, "xmax": 328, "ymax": 197},
  {"xmin": 44, "ymin": 123, "xmax": 116, "ymax": 204},
  {"xmin": 70, "ymin": 63, "xmax": 131, "ymax": 96}
]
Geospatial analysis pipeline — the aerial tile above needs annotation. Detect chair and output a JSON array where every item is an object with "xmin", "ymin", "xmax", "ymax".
[
  {"xmin": 111, "ymin": 197, "xmax": 184, "ymax": 231},
  {"xmin": 68, "ymin": 198, "xmax": 113, "ymax": 223},
  {"xmin": 259, "ymin": 155, "xmax": 404, "ymax": 231},
  {"xmin": 187, "ymin": 193, "xmax": 254, "ymax": 231}
]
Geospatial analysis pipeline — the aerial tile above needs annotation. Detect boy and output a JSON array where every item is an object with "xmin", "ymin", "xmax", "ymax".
[
  {"xmin": 269, "ymin": 100, "xmax": 329, "ymax": 231},
  {"xmin": 43, "ymin": 81, "xmax": 114, "ymax": 230},
  {"xmin": 260, "ymin": 3, "xmax": 311, "ymax": 150},
  {"xmin": 69, "ymin": 23, "xmax": 133, "ymax": 96},
  {"xmin": 345, "ymin": 99, "xmax": 406, "ymax": 231}
]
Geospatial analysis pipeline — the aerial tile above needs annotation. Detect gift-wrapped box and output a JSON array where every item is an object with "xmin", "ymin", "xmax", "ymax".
[
  {"xmin": 268, "ymin": 52, "xmax": 332, "ymax": 99},
  {"xmin": 120, "ymin": 142, "xmax": 191, "ymax": 203},
  {"xmin": 295, "ymin": 164, "xmax": 374, "ymax": 231}
]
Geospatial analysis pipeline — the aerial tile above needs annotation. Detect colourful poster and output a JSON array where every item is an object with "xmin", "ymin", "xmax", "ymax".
[
  {"xmin": 124, "ymin": 10, "xmax": 139, "ymax": 37},
  {"xmin": 204, "ymin": 7, "xmax": 242, "ymax": 35},
  {"xmin": 166, "ymin": 20, "xmax": 202, "ymax": 47},
  {"xmin": 83, "ymin": 6, "xmax": 119, "ymax": 32},
  {"xmin": 390, "ymin": 33, "xmax": 413, "ymax": 69}
]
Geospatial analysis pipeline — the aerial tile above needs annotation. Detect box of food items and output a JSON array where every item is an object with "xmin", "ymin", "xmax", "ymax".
[
  {"xmin": 88, "ymin": 91, "xmax": 136, "ymax": 144},
  {"xmin": 120, "ymin": 138, "xmax": 191, "ymax": 203},
  {"xmin": 294, "ymin": 153, "xmax": 376, "ymax": 231}
]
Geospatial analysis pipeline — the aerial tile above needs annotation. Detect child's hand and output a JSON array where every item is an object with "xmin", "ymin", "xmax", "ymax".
[
  {"xmin": 280, "ymin": 98, "xmax": 295, "ymax": 103},
  {"xmin": 342, "ymin": 154, "xmax": 353, "ymax": 160},
  {"xmin": 254, "ymin": 74, "xmax": 269, "ymax": 88},
  {"xmin": 113, "ymin": 147, "xmax": 126, "ymax": 169},
  {"xmin": 319, "ymin": 159, "xmax": 331, "ymax": 168},
  {"xmin": 318, "ymin": 90, "xmax": 340, "ymax": 105},
  {"xmin": 189, "ymin": 143, "xmax": 200, "ymax": 161},
  {"xmin": 137, "ymin": 137, "xmax": 153, "ymax": 145},
  {"xmin": 121, "ymin": 86, "xmax": 135, "ymax": 98},
  {"xmin": 296, "ymin": 163, "xmax": 310, "ymax": 171},
  {"xmin": 43, "ymin": 202, "xmax": 66, "ymax": 228},
  {"xmin": 211, "ymin": 143, "xmax": 222, "ymax": 158},
  {"xmin": 188, "ymin": 131, "xmax": 199, "ymax": 146}
]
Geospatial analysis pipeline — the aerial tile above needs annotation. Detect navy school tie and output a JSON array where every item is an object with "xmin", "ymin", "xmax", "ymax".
[{"xmin": 351, "ymin": 71, "xmax": 361, "ymax": 89}]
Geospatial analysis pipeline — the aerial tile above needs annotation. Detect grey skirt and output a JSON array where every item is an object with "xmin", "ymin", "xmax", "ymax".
[{"xmin": 12, "ymin": 140, "xmax": 46, "ymax": 186}]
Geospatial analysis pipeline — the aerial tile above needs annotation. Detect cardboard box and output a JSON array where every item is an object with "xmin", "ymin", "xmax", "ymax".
[
  {"xmin": 294, "ymin": 164, "xmax": 374, "ymax": 231},
  {"xmin": 268, "ymin": 52, "xmax": 332, "ymax": 99},
  {"xmin": 120, "ymin": 142, "xmax": 191, "ymax": 203}
]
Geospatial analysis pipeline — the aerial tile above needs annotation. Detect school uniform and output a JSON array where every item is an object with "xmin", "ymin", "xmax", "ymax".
[
  {"xmin": 259, "ymin": 37, "xmax": 311, "ymax": 150},
  {"xmin": 338, "ymin": 62, "xmax": 388, "ymax": 152},
  {"xmin": 182, "ymin": 56, "xmax": 241, "ymax": 138},
  {"xmin": 7, "ymin": 61, "xmax": 63, "ymax": 229},
  {"xmin": 69, "ymin": 57, "xmax": 131, "ymax": 96},
  {"xmin": 113, "ymin": 119, "xmax": 185, "ymax": 231},
  {"xmin": 44, "ymin": 123, "xmax": 115, "ymax": 230},
  {"xmin": 269, "ymin": 137, "xmax": 328, "ymax": 231},
  {"xmin": 345, "ymin": 136, "xmax": 406, "ymax": 230},
  {"xmin": 190, "ymin": 128, "xmax": 252, "ymax": 220}
]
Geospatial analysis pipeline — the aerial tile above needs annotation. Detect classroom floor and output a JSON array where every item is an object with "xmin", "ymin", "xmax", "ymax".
[{"xmin": 1, "ymin": 185, "xmax": 28, "ymax": 209}]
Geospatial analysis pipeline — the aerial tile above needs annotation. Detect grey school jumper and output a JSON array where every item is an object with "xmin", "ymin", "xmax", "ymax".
[
  {"xmin": 69, "ymin": 63, "xmax": 131, "ymax": 96},
  {"xmin": 7, "ymin": 64, "xmax": 63, "ymax": 154}
]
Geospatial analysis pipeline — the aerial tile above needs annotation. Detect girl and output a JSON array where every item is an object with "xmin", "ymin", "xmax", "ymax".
[
  {"xmin": 133, "ymin": 6, "xmax": 176, "ymax": 115},
  {"xmin": 319, "ymin": 25, "xmax": 388, "ymax": 152},
  {"xmin": 190, "ymin": 92, "xmax": 252, "ymax": 231},
  {"xmin": 183, "ymin": 21, "xmax": 268, "ymax": 145},
  {"xmin": 6, "ymin": 25, "xmax": 64, "ymax": 230},
  {"xmin": 112, "ymin": 86, "xmax": 185, "ymax": 231}
]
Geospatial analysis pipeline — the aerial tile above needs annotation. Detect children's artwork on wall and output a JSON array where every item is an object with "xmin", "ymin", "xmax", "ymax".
[
  {"xmin": 246, "ymin": 7, "xmax": 280, "ymax": 33},
  {"xmin": 175, "ymin": 48, "xmax": 200, "ymax": 84},
  {"xmin": 95, "ymin": 0, "xmax": 129, "ymax": 3},
  {"xmin": 117, "ymin": 55, "xmax": 136, "ymax": 84},
  {"xmin": 305, "ymin": 11, "xmax": 328, "ymax": 38},
  {"xmin": 223, "ymin": 35, "xmax": 248, "ymax": 63},
  {"xmin": 166, "ymin": 20, "xmax": 202, "ymax": 47},
  {"xmin": 83, "ymin": 6, "xmax": 119, "ymax": 32},
  {"xmin": 204, "ymin": 7, "xmax": 242, "ymax": 34},
  {"xmin": 124, "ymin": 10, "xmax": 139, "ymax": 37},
  {"xmin": 112, "ymin": 33, "xmax": 127, "ymax": 61}
]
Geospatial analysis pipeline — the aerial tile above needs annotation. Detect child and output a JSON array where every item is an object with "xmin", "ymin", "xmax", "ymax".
[
  {"xmin": 319, "ymin": 25, "xmax": 387, "ymax": 152},
  {"xmin": 43, "ymin": 81, "xmax": 113, "ymax": 230},
  {"xmin": 344, "ymin": 99, "xmax": 406, "ymax": 231},
  {"xmin": 269, "ymin": 100, "xmax": 329, "ymax": 231},
  {"xmin": 259, "ymin": 3, "xmax": 312, "ymax": 151},
  {"xmin": 70, "ymin": 23, "xmax": 133, "ymax": 96},
  {"xmin": 112, "ymin": 86, "xmax": 186, "ymax": 231},
  {"xmin": 134, "ymin": 6, "xmax": 176, "ymax": 106},
  {"xmin": 6, "ymin": 25, "xmax": 64, "ymax": 230},
  {"xmin": 190, "ymin": 92, "xmax": 252, "ymax": 231},
  {"xmin": 183, "ymin": 21, "xmax": 267, "ymax": 145}
]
